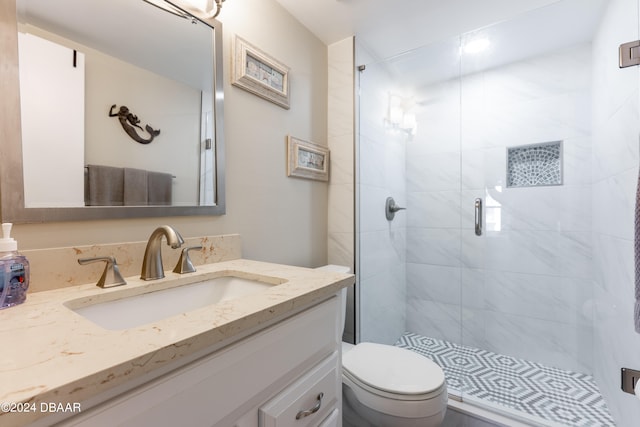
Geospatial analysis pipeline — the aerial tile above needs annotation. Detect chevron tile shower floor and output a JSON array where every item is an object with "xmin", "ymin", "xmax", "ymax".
[{"xmin": 395, "ymin": 332, "xmax": 615, "ymax": 427}]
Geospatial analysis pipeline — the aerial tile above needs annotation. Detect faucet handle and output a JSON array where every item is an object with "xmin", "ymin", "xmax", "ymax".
[
  {"xmin": 78, "ymin": 256, "xmax": 127, "ymax": 288},
  {"xmin": 173, "ymin": 246, "xmax": 203, "ymax": 274}
]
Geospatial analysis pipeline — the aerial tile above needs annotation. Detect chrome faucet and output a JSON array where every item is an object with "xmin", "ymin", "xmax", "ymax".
[{"xmin": 140, "ymin": 225, "xmax": 185, "ymax": 280}]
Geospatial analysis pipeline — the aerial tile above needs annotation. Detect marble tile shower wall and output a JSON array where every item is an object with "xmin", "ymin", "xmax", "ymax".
[
  {"xmin": 406, "ymin": 77, "xmax": 463, "ymax": 346},
  {"xmin": 328, "ymin": 38, "xmax": 355, "ymax": 271},
  {"xmin": 591, "ymin": 0, "xmax": 640, "ymax": 424},
  {"xmin": 328, "ymin": 38, "xmax": 356, "ymax": 343},
  {"xmin": 406, "ymin": 43, "xmax": 595, "ymax": 373},
  {"xmin": 357, "ymin": 59, "xmax": 407, "ymax": 345}
]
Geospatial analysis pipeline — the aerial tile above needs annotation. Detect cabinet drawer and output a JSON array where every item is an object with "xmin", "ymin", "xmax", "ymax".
[
  {"xmin": 259, "ymin": 352, "xmax": 340, "ymax": 427},
  {"xmin": 317, "ymin": 409, "xmax": 339, "ymax": 427}
]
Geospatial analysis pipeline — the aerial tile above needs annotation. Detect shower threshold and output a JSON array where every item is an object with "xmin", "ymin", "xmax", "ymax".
[{"xmin": 395, "ymin": 332, "xmax": 615, "ymax": 427}]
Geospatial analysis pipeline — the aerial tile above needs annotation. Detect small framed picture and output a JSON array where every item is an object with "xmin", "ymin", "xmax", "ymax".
[
  {"xmin": 287, "ymin": 136, "xmax": 329, "ymax": 182},
  {"xmin": 232, "ymin": 36, "xmax": 290, "ymax": 109}
]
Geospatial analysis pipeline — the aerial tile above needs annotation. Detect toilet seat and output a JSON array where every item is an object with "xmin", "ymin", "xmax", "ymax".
[
  {"xmin": 342, "ymin": 343, "xmax": 447, "ymax": 418},
  {"xmin": 343, "ymin": 343, "xmax": 445, "ymax": 397},
  {"xmin": 343, "ymin": 369, "xmax": 446, "ymax": 401}
]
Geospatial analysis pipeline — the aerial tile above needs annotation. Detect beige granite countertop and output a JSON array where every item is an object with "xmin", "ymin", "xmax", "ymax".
[{"xmin": 0, "ymin": 259, "xmax": 354, "ymax": 426}]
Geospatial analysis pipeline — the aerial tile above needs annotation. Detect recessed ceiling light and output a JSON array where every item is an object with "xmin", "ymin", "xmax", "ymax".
[{"xmin": 463, "ymin": 38, "xmax": 490, "ymax": 54}]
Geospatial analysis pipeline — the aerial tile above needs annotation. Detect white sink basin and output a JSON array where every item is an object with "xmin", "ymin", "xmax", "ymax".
[{"xmin": 66, "ymin": 275, "xmax": 280, "ymax": 330}]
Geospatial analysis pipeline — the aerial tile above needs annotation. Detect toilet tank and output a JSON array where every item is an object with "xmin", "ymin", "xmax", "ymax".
[{"xmin": 314, "ymin": 265, "xmax": 351, "ymax": 335}]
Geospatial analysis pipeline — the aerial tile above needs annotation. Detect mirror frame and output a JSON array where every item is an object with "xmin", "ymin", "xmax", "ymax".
[{"xmin": 0, "ymin": 0, "xmax": 225, "ymax": 223}]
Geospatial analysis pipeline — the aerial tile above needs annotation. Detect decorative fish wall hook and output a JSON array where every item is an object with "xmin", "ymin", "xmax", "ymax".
[{"xmin": 109, "ymin": 104, "xmax": 160, "ymax": 144}]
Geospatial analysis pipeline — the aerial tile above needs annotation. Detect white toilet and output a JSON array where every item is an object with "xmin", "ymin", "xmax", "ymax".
[{"xmin": 315, "ymin": 265, "xmax": 447, "ymax": 427}]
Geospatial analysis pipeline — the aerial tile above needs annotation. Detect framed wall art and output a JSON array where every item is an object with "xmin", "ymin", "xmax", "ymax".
[
  {"xmin": 232, "ymin": 36, "xmax": 290, "ymax": 109},
  {"xmin": 287, "ymin": 136, "xmax": 329, "ymax": 182}
]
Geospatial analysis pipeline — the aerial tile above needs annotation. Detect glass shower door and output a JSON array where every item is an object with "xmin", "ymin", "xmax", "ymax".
[
  {"xmin": 356, "ymin": 35, "xmax": 467, "ymax": 395},
  {"xmin": 397, "ymin": 35, "xmax": 467, "ymax": 396},
  {"xmin": 457, "ymin": 0, "xmax": 619, "ymax": 425},
  {"xmin": 356, "ymin": 0, "xmax": 639, "ymax": 424},
  {"xmin": 356, "ymin": 57, "xmax": 410, "ymax": 347}
]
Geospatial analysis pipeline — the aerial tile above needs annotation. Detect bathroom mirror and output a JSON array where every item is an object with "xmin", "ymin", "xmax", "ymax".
[{"xmin": 0, "ymin": 0, "xmax": 225, "ymax": 222}]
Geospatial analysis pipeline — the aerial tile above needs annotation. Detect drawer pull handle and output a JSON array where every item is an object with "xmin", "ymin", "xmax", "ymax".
[{"xmin": 295, "ymin": 392, "xmax": 323, "ymax": 420}]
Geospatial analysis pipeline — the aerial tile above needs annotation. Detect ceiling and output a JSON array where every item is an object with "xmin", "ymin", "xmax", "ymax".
[
  {"xmin": 275, "ymin": 0, "xmax": 609, "ymax": 89},
  {"xmin": 274, "ymin": 0, "xmax": 604, "ymax": 62}
]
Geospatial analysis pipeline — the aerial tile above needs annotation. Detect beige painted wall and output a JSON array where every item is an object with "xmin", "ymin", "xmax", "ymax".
[{"xmin": 2, "ymin": 0, "xmax": 328, "ymax": 268}]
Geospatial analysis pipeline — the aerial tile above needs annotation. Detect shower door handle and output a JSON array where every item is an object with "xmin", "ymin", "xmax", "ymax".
[{"xmin": 474, "ymin": 198, "xmax": 483, "ymax": 236}]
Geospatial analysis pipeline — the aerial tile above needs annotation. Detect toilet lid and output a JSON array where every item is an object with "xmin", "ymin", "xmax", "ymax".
[{"xmin": 342, "ymin": 343, "xmax": 445, "ymax": 395}]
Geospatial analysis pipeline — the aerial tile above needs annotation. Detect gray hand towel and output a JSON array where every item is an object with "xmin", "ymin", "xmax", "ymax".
[
  {"xmin": 148, "ymin": 171, "xmax": 172, "ymax": 205},
  {"xmin": 86, "ymin": 165, "xmax": 124, "ymax": 206},
  {"xmin": 124, "ymin": 168, "xmax": 148, "ymax": 206}
]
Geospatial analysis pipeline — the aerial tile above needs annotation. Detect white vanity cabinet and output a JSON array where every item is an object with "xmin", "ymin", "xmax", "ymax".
[
  {"xmin": 257, "ymin": 352, "xmax": 340, "ymax": 427},
  {"xmin": 54, "ymin": 296, "xmax": 342, "ymax": 427}
]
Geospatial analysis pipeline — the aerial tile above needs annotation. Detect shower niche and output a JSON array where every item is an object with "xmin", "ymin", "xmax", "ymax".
[{"xmin": 506, "ymin": 141, "xmax": 563, "ymax": 188}]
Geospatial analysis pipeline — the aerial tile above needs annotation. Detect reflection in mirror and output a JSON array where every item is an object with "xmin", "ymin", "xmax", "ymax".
[{"xmin": 2, "ymin": 0, "xmax": 225, "ymax": 222}]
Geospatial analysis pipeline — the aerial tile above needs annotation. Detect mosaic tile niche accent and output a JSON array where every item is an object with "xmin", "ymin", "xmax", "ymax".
[{"xmin": 507, "ymin": 141, "xmax": 562, "ymax": 188}]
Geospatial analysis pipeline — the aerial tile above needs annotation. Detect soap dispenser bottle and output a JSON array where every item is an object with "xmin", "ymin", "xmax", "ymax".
[{"xmin": 0, "ymin": 223, "xmax": 29, "ymax": 309}]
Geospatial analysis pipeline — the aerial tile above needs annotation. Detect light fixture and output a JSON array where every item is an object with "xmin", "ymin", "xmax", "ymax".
[
  {"xmin": 388, "ymin": 94, "xmax": 404, "ymax": 126},
  {"xmin": 182, "ymin": 0, "xmax": 227, "ymax": 18},
  {"xmin": 462, "ymin": 37, "xmax": 490, "ymax": 54},
  {"xmin": 143, "ymin": 0, "xmax": 226, "ymax": 21},
  {"xmin": 385, "ymin": 93, "xmax": 417, "ymax": 137}
]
